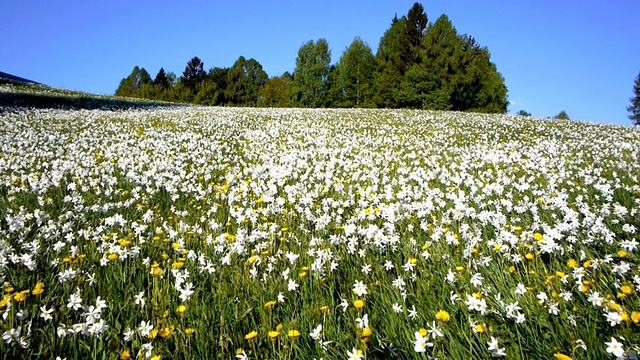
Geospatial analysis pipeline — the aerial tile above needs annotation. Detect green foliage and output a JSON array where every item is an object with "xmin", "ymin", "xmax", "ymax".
[
  {"xmin": 257, "ymin": 72, "xmax": 294, "ymax": 107},
  {"xmin": 114, "ymin": 66, "xmax": 153, "ymax": 98},
  {"xmin": 153, "ymin": 68, "xmax": 170, "ymax": 89},
  {"xmin": 226, "ymin": 56, "xmax": 268, "ymax": 106},
  {"xmin": 293, "ymin": 39, "xmax": 332, "ymax": 107},
  {"xmin": 517, "ymin": 110, "xmax": 532, "ymax": 117},
  {"xmin": 181, "ymin": 56, "xmax": 207, "ymax": 95},
  {"xmin": 111, "ymin": 2, "xmax": 509, "ymax": 113},
  {"xmin": 396, "ymin": 14, "xmax": 508, "ymax": 113},
  {"xmin": 333, "ymin": 37, "xmax": 378, "ymax": 108},
  {"xmin": 373, "ymin": 16, "xmax": 411, "ymax": 108},
  {"xmin": 627, "ymin": 70, "xmax": 640, "ymax": 125},
  {"xmin": 554, "ymin": 110, "xmax": 570, "ymax": 120}
]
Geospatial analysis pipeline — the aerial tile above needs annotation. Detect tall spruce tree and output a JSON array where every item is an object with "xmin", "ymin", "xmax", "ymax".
[
  {"xmin": 181, "ymin": 56, "xmax": 207, "ymax": 94},
  {"xmin": 627, "ymin": 70, "xmax": 640, "ymax": 125},
  {"xmin": 374, "ymin": 16, "xmax": 411, "ymax": 108},
  {"xmin": 153, "ymin": 68, "xmax": 170, "ymax": 88}
]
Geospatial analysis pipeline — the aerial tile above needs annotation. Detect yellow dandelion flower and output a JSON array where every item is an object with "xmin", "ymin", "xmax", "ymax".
[
  {"xmin": 117, "ymin": 239, "xmax": 131, "ymax": 247},
  {"xmin": 583, "ymin": 260, "xmax": 592, "ymax": 268},
  {"xmin": 580, "ymin": 281, "xmax": 590, "ymax": 293},
  {"xmin": 319, "ymin": 305, "xmax": 330, "ymax": 313},
  {"xmin": 621, "ymin": 285, "xmax": 634, "ymax": 295},
  {"xmin": 455, "ymin": 266, "xmax": 465, "ymax": 272},
  {"xmin": 474, "ymin": 323, "xmax": 486, "ymax": 333},
  {"xmin": 107, "ymin": 253, "xmax": 119, "ymax": 261},
  {"xmin": 618, "ymin": 250, "xmax": 627, "ymax": 258},
  {"xmin": 435, "ymin": 310, "xmax": 450, "ymax": 322},
  {"xmin": 553, "ymin": 353, "xmax": 572, "ymax": 360},
  {"xmin": 152, "ymin": 267, "xmax": 163, "ymax": 277},
  {"xmin": 32, "ymin": 282, "xmax": 45, "ymax": 295},
  {"xmin": 244, "ymin": 331, "xmax": 258, "ymax": 341},
  {"xmin": 631, "ymin": 311, "xmax": 640, "ymax": 323},
  {"xmin": 184, "ymin": 328, "xmax": 195, "ymax": 335},
  {"xmin": 360, "ymin": 327, "xmax": 372, "ymax": 339},
  {"xmin": 525, "ymin": 253, "xmax": 535, "ymax": 260},
  {"xmin": 264, "ymin": 300, "xmax": 276, "ymax": 309},
  {"xmin": 268, "ymin": 330, "xmax": 280, "ymax": 339},
  {"xmin": 0, "ymin": 295, "xmax": 11, "ymax": 308},
  {"xmin": 567, "ymin": 259, "xmax": 578, "ymax": 268},
  {"xmin": 121, "ymin": 350, "xmax": 131, "ymax": 360},
  {"xmin": 418, "ymin": 328, "xmax": 428, "ymax": 337},
  {"xmin": 508, "ymin": 266, "xmax": 516, "ymax": 273},
  {"xmin": 148, "ymin": 329, "xmax": 158, "ymax": 340},
  {"xmin": 621, "ymin": 313, "xmax": 630, "ymax": 322},
  {"xmin": 354, "ymin": 299, "xmax": 365, "ymax": 309},
  {"xmin": 159, "ymin": 327, "xmax": 173, "ymax": 338},
  {"xmin": 13, "ymin": 290, "xmax": 30, "ymax": 302},
  {"xmin": 287, "ymin": 330, "xmax": 300, "ymax": 340}
]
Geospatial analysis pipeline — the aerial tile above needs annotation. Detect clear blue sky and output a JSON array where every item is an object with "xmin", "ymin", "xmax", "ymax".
[{"xmin": 2, "ymin": 0, "xmax": 639, "ymax": 125}]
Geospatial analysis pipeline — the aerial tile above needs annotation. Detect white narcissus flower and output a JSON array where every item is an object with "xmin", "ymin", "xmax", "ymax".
[{"xmin": 605, "ymin": 337, "xmax": 625, "ymax": 358}]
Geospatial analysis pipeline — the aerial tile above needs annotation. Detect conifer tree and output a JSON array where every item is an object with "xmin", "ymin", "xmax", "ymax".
[{"xmin": 627, "ymin": 70, "xmax": 640, "ymax": 125}]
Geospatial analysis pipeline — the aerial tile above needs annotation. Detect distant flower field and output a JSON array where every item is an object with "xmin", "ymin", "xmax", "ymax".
[{"xmin": 0, "ymin": 105, "xmax": 639, "ymax": 359}]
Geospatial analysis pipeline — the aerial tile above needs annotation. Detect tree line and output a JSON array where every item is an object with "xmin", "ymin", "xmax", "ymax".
[{"xmin": 115, "ymin": 3, "xmax": 509, "ymax": 113}]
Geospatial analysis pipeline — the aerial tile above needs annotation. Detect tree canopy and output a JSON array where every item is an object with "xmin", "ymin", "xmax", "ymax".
[
  {"xmin": 627, "ymin": 70, "xmax": 640, "ymax": 125},
  {"xmin": 113, "ymin": 2, "xmax": 508, "ymax": 114}
]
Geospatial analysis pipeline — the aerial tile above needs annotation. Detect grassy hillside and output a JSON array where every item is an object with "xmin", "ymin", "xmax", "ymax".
[
  {"xmin": 0, "ymin": 95, "xmax": 639, "ymax": 359},
  {"xmin": 0, "ymin": 80, "xmax": 181, "ymax": 110}
]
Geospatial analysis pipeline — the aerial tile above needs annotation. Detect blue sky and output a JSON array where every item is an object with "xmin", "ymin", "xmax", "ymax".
[{"xmin": 2, "ymin": 0, "xmax": 639, "ymax": 125}]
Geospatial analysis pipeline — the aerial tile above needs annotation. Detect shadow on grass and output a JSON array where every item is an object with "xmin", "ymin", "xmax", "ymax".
[{"xmin": 0, "ymin": 91, "xmax": 185, "ymax": 111}]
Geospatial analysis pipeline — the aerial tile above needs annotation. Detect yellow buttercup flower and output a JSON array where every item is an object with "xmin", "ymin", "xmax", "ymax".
[
  {"xmin": 268, "ymin": 330, "xmax": 280, "ymax": 339},
  {"xmin": 354, "ymin": 299, "xmax": 365, "ymax": 309},
  {"xmin": 176, "ymin": 305, "xmax": 187, "ymax": 315},
  {"xmin": 264, "ymin": 300, "xmax": 276, "ymax": 309},
  {"xmin": 435, "ymin": 310, "xmax": 450, "ymax": 322},
  {"xmin": 244, "ymin": 331, "xmax": 258, "ymax": 340},
  {"xmin": 287, "ymin": 330, "xmax": 300, "ymax": 340}
]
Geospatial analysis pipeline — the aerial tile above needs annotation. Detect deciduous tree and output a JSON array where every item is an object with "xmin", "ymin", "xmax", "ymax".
[
  {"xmin": 334, "ymin": 37, "xmax": 377, "ymax": 107},
  {"xmin": 293, "ymin": 39, "xmax": 331, "ymax": 107}
]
